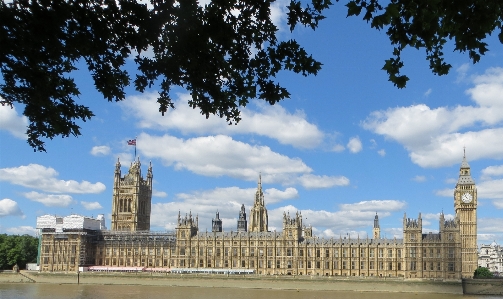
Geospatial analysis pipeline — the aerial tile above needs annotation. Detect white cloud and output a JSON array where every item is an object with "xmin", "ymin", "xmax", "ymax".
[
  {"xmin": 492, "ymin": 199, "xmax": 503, "ymax": 209},
  {"xmin": 81, "ymin": 201, "xmax": 103, "ymax": 210},
  {"xmin": 0, "ymin": 198, "xmax": 23, "ymax": 217},
  {"xmin": 424, "ymin": 88, "xmax": 432, "ymax": 96},
  {"xmin": 377, "ymin": 149, "xmax": 386, "ymax": 157},
  {"xmin": 264, "ymin": 188, "xmax": 299, "ymax": 203},
  {"xmin": 6, "ymin": 226, "xmax": 37, "ymax": 236},
  {"xmin": 478, "ymin": 179, "xmax": 503, "ymax": 200},
  {"xmin": 24, "ymin": 191, "xmax": 75, "ymax": 207},
  {"xmin": 478, "ymin": 218, "xmax": 503, "ymax": 233},
  {"xmin": 122, "ymin": 93, "xmax": 324, "ymax": 149},
  {"xmin": 91, "ymin": 145, "xmax": 111, "ymax": 156},
  {"xmin": 0, "ymin": 164, "xmax": 106, "ymax": 193},
  {"xmin": 152, "ymin": 190, "xmax": 168, "ymax": 198},
  {"xmin": 297, "ymin": 174, "xmax": 350, "ymax": 189},
  {"xmin": 339, "ymin": 200, "xmax": 406, "ymax": 212},
  {"xmin": 0, "ymin": 104, "xmax": 28, "ymax": 139},
  {"xmin": 332, "ymin": 144, "xmax": 345, "ymax": 152},
  {"xmin": 363, "ymin": 67, "xmax": 503, "ymax": 168},
  {"xmin": 456, "ymin": 63, "xmax": 470, "ymax": 83},
  {"xmin": 138, "ymin": 133, "xmax": 315, "ymax": 184},
  {"xmin": 347, "ymin": 136, "xmax": 362, "ymax": 153},
  {"xmin": 412, "ymin": 175, "xmax": 427, "ymax": 182},
  {"xmin": 435, "ymin": 188, "xmax": 454, "ymax": 197},
  {"xmin": 481, "ymin": 165, "xmax": 503, "ymax": 179},
  {"xmin": 445, "ymin": 178, "xmax": 457, "ymax": 184}
]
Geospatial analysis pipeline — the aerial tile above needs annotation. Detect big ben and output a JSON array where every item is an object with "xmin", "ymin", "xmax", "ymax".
[{"xmin": 454, "ymin": 151, "xmax": 477, "ymax": 278}]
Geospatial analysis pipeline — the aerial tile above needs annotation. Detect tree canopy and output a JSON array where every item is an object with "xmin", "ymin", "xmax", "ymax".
[
  {"xmin": 474, "ymin": 266, "xmax": 494, "ymax": 278},
  {"xmin": 0, "ymin": 234, "xmax": 39, "ymax": 270},
  {"xmin": 1, "ymin": 0, "xmax": 502, "ymax": 151}
]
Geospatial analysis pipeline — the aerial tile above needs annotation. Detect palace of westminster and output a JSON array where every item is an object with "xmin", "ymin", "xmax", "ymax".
[{"xmin": 36, "ymin": 154, "xmax": 479, "ymax": 279}]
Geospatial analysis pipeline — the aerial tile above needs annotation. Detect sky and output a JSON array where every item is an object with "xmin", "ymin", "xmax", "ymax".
[{"xmin": 0, "ymin": 2, "xmax": 502, "ymax": 246}]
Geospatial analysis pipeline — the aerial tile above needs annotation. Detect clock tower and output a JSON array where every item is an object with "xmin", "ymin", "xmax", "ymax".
[{"xmin": 454, "ymin": 151, "xmax": 477, "ymax": 278}]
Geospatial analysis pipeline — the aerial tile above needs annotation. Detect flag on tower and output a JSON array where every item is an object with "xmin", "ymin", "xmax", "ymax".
[{"xmin": 127, "ymin": 139, "xmax": 136, "ymax": 146}]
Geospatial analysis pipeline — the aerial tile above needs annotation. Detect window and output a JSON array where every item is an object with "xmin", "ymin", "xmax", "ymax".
[
  {"xmin": 277, "ymin": 260, "xmax": 281, "ymax": 268},
  {"xmin": 437, "ymin": 249, "xmax": 441, "ymax": 258},
  {"xmin": 334, "ymin": 249, "xmax": 339, "ymax": 257},
  {"xmin": 437, "ymin": 262, "xmax": 441, "ymax": 271},
  {"xmin": 360, "ymin": 261, "xmax": 365, "ymax": 269},
  {"xmin": 448, "ymin": 248, "xmax": 455, "ymax": 258},
  {"xmin": 325, "ymin": 249, "xmax": 330, "ymax": 258},
  {"xmin": 379, "ymin": 261, "xmax": 384, "ymax": 270},
  {"xmin": 423, "ymin": 248, "xmax": 426, "ymax": 257},
  {"xmin": 317, "ymin": 261, "xmax": 321, "ymax": 269},
  {"xmin": 423, "ymin": 261, "xmax": 427, "ymax": 271},
  {"xmin": 388, "ymin": 249, "xmax": 392, "ymax": 258},
  {"xmin": 379, "ymin": 249, "xmax": 383, "ymax": 258},
  {"xmin": 352, "ymin": 248, "xmax": 357, "ymax": 257},
  {"xmin": 360, "ymin": 248, "xmax": 366, "ymax": 257},
  {"xmin": 250, "ymin": 260, "xmax": 254, "ymax": 267},
  {"xmin": 250, "ymin": 248, "xmax": 255, "ymax": 257},
  {"xmin": 410, "ymin": 261, "xmax": 416, "ymax": 271},
  {"xmin": 287, "ymin": 248, "xmax": 292, "ymax": 256},
  {"xmin": 397, "ymin": 262, "xmax": 401, "ymax": 270},
  {"xmin": 397, "ymin": 249, "xmax": 401, "ymax": 258},
  {"xmin": 233, "ymin": 248, "xmax": 238, "ymax": 256},
  {"xmin": 369, "ymin": 261, "xmax": 375, "ymax": 270},
  {"xmin": 277, "ymin": 248, "xmax": 282, "ymax": 256},
  {"xmin": 343, "ymin": 249, "xmax": 347, "ymax": 258},
  {"xmin": 299, "ymin": 249, "xmax": 304, "ymax": 257},
  {"xmin": 351, "ymin": 261, "xmax": 356, "ymax": 269},
  {"xmin": 208, "ymin": 248, "xmax": 213, "ymax": 256},
  {"xmin": 216, "ymin": 248, "xmax": 221, "ymax": 257},
  {"xmin": 388, "ymin": 262, "xmax": 393, "ymax": 270},
  {"xmin": 410, "ymin": 248, "xmax": 416, "ymax": 258},
  {"xmin": 259, "ymin": 249, "xmax": 264, "ymax": 257},
  {"xmin": 308, "ymin": 261, "xmax": 312, "ymax": 268},
  {"xmin": 308, "ymin": 249, "xmax": 312, "ymax": 257},
  {"xmin": 410, "ymin": 234, "xmax": 416, "ymax": 240},
  {"xmin": 448, "ymin": 262, "xmax": 454, "ymax": 272},
  {"xmin": 267, "ymin": 260, "xmax": 272, "ymax": 268},
  {"xmin": 267, "ymin": 248, "xmax": 273, "ymax": 256},
  {"xmin": 430, "ymin": 262, "xmax": 434, "ymax": 271},
  {"xmin": 333, "ymin": 261, "xmax": 338, "ymax": 269},
  {"xmin": 316, "ymin": 249, "xmax": 321, "ymax": 258},
  {"xmin": 242, "ymin": 260, "xmax": 246, "ymax": 267},
  {"xmin": 342, "ymin": 261, "xmax": 347, "ymax": 270},
  {"xmin": 370, "ymin": 249, "xmax": 375, "ymax": 258}
]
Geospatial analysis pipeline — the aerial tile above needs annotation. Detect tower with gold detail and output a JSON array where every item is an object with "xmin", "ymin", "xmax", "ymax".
[
  {"xmin": 111, "ymin": 158, "xmax": 152, "ymax": 231},
  {"xmin": 248, "ymin": 174, "xmax": 268, "ymax": 232},
  {"xmin": 454, "ymin": 152, "xmax": 477, "ymax": 278}
]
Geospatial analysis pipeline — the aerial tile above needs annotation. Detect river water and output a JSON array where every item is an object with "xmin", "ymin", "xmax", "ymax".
[{"xmin": 0, "ymin": 284, "xmax": 500, "ymax": 299}]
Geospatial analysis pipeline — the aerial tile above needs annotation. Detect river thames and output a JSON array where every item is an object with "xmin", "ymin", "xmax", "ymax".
[{"xmin": 0, "ymin": 284, "xmax": 500, "ymax": 299}]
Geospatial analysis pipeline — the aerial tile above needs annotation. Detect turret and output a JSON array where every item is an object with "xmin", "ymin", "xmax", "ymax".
[{"xmin": 373, "ymin": 212, "xmax": 380, "ymax": 239}]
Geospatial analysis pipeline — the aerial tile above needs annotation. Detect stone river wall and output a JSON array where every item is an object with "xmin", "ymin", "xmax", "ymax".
[{"xmin": 462, "ymin": 278, "xmax": 503, "ymax": 296}]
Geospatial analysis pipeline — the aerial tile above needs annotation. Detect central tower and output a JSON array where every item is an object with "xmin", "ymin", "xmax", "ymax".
[
  {"xmin": 111, "ymin": 158, "xmax": 152, "ymax": 231},
  {"xmin": 454, "ymin": 152, "xmax": 477, "ymax": 278},
  {"xmin": 249, "ymin": 174, "xmax": 268, "ymax": 232}
]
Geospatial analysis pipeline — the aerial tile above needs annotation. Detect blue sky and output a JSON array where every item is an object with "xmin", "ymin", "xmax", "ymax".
[{"xmin": 1, "ymin": 2, "xmax": 502, "ymax": 245}]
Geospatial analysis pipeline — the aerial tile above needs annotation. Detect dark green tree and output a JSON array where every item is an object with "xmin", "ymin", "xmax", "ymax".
[
  {"xmin": 0, "ymin": 234, "xmax": 39, "ymax": 270},
  {"xmin": 1, "ymin": 0, "xmax": 502, "ymax": 151},
  {"xmin": 474, "ymin": 267, "xmax": 494, "ymax": 278}
]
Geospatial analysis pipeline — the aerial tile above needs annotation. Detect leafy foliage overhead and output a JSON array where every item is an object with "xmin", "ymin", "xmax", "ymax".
[
  {"xmin": 344, "ymin": 0, "xmax": 503, "ymax": 88},
  {"xmin": 1, "ymin": 0, "xmax": 502, "ymax": 151},
  {"xmin": 0, "ymin": 0, "xmax": 328, "ymax": 151}
]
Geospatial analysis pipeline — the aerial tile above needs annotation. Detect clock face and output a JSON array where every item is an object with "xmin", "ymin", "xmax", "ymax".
[{"xmin": 461, "ymin": 192, "xmax": 473, "ymax": 203}]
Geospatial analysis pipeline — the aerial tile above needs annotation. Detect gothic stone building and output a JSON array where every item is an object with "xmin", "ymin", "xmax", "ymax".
[{"xmin": 37, "ymin": 155, "xmax": 478, "ymax": 279}]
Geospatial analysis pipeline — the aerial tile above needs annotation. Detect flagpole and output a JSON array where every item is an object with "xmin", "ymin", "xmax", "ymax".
[{"xmin": 135, "ymin": 136, "xmax": 137, "ymax": 159}]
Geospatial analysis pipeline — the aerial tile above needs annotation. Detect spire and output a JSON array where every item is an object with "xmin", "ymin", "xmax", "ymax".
[
  {"xmin": 373, "ymin": 212, "xmax": 380, "ymax": 228},
  {"xmin": 458, "ymin": 150, "xmax": 475, "ymax": 185}
]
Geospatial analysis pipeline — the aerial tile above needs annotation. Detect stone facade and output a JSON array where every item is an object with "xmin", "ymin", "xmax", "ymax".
[
  {"xmin": 111, "ymin": 158, "xmax": 152, "ymax": 231},
  {"xmin": 478, "ymin": 242, "xmax": 503, "ymax": 275},
  {"xmin": 37, "ymin": 155, "xmax": 477, "ymax": 279}
]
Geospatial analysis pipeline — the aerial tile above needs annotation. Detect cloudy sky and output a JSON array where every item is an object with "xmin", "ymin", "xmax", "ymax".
[{"xmin": 1, "ymin": 2, "xmax": 502, "ymax": 245}]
